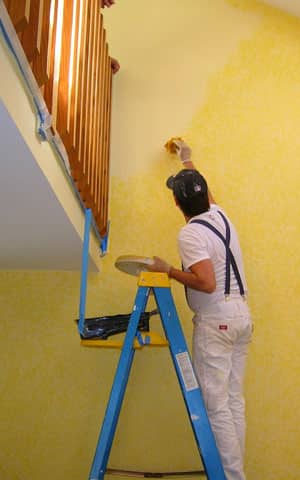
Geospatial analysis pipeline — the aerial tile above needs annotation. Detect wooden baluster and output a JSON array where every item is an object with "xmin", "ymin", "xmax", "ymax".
[
  {"xmin": 98, "ymin": 52, "xmax": 107, "ymax": 234},
  {"xmin": 94, "ymin": 23, "xmax": 105, "ymax": 227},
  {"xmin": 76, "ymin": 0, "xmax": 96, "ymax": 210},
  {"xmin": 101, "ymin": 50, "xmax": 110, "ymax": 232},
  {"xmin": 91, "ymin": 14, "xmax": 102, "ymax": 212},
  {"xmin": 82, "ymin": 0, "xmax": 95, "ymax": 196},
  {"xmin": 19, "ymin": 0, "xmax": 40, "ymax": 62},
  {"xmin": 96, "ymin": 40, "xmax": 107, "ymax": 232},
  {"xmin": 88, "ymin": 8, "xmax": 99, "ymax": 201},
  {"xmin": 56, "ymin": 0, "xmax": 74, "ymax": 139},
  {"xmin": 76, "ymin": 0, "xmax": 91, "ymax": 190},
  {"xmin": 64, "ymin": 0, "xmax": 80, "ymax": 154},
  {"xmin": 91, "ymin": 4, "xmax": 104, "ymax": 231},
  {"xmin": 3, "ymin": 0, "xmax": 30, "ymax": 33},
  {"xmin": 43, "ymin": 0, "xmax": 58, "ymax": 115},
  {"xmin": 93, "ymin": 15, "xmax": 103, "ymax": 218},
  {"xmin": 86, "ymin": 0, "xmax": 97, "ymax": 193},
  {"xmin": 102, "ymin": 54, "xmax": 112, "ymax": 235},
  {"xmin": 106, "ymin": 60, "xmax": 113, "ymax": 234},
  {"xmin": 89, "ymin": 1, "xmax": 100, "ymax": 201},
  {"xmin": 32, "ymin": 0, "xmax": 52, "ymax": 87},
  {"xmin": 70, "ymin": 0, "xmax": 86, "ymax": 183}
]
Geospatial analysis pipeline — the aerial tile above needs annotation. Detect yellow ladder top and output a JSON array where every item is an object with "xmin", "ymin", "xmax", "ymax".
[{"xmin": 138, "ymin": 272, "xmax": 170, "ymax": 288}]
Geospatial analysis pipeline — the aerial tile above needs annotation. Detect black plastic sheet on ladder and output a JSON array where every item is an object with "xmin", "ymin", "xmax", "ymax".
[{"xmin": 76, "ymin": 309, "xmax": 158, "ymax": 339}]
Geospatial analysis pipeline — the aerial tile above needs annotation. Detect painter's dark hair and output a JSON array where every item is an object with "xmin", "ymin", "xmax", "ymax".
[
  {"xmin": 174, "ymin": 190, "xmax": 210, "ymax": 217},
  {"xmin": 167, "ymin": 169, "xmax": 210, "ymax": 218}
]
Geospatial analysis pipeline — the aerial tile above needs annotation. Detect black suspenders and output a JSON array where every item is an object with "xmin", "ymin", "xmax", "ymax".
[{"xmin": 189, "ymin": 211, "xmax": 245, "ymax": 297}]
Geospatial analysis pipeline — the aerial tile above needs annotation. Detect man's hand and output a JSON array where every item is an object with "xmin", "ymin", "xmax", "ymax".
[
  {"xmin": 101, "ymin": 0, "xmax": 115, "ymax": 8},
  {"xmin": 173, "ymin": 140, "xmax": 192, "ymax": 164},
  {"xmin": 147, "ymin": 256, "xmax": 172, "ymax": 275},
  {"xmin": 111, "ymin": 57, "xmax": 120, "ymax": 74},
  {"xmin": 164, "ymin": 137, "xmax": 192, "ymax": 164}
]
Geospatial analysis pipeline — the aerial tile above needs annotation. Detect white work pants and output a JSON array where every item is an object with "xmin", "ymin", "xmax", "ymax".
[{"xmin": 192, "ymin": 298, "xmax": 252, "ymax": 480}]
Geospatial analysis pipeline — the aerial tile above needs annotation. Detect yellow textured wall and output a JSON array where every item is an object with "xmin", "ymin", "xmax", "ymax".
[{"xmin": 1, "ymin": 1, "xmax": 300, "ymax": 480}]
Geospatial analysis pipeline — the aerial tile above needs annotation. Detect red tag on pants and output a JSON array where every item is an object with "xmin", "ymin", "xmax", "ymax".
[{"xmin": 219, "ymin": 325, "xmax": 228, "ymax": 330}]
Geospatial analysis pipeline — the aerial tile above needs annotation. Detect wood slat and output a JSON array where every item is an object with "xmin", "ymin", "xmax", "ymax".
[
  {"xmin": 69, "ymin": 0, "xmax": 85, "ymax": 174},
  {"xmin": 56, "ymin": 0, "xmax": 73, "ymax": 138},
  {"xmin": 43, "ymin": 0, "xmax": 58, "ymax": 114},
  {"xmin": 4, "ymin": 0, "xmax": 30, "ymax": 33},
  {"xmin": 64, "ymin": 0, "xmax": 80, "ymax": 153},
  {"xmin": 80, "ymin": 3, "xmax": 91, "ymax": 178},
  {"xmin": 101, "ymin": 50, "xmax": 110, "ymax": 225},
  {"xmin": 95, "ymin": 59, "xmax": 106, "ymax": 225},
  {"xmin": 77, "ymin": 0, "xmax": 91, "ymax": 179},
  {"xmin": 86, "ymin": 0, "xmax": 97, "ymax": 188},
  {"xmin": 93, "ymin": 22, "xmax": 105, "ymax": 220},
  {"xmin": 91, "ymin": 6, "xmax": 101, "ymax": 199},
  {"xmin": 99, "ymin": 59, "xmax": 107, "ymax": 229},
  {"xmin": 102, "ymin": 57, "xmax": 112, "ymax": 233},
  {"xmin": 70, "ymin": 0, "xmax": 87, "ymax": 179},
  {"xmin": 19, "ymin": 0, "xmax": 40, "ymax": 62},
  {"xmin": 82, "ymin": 0, "xmax": 95, "ymax": 183},
  {"xmin": 106, "ymin": 64, "xmax": 113, "ymax": 230},
  {"xmin": 95, "ymin": 25, "xmax": 106, "ymax": 222},
  {"xmin": 91, "ymin": 13, "xmax": 102, "ymax": 202},
  {"xmin": 32, "ymin": 0, "xmax": 52, "ymax": 87},
  {"xmin": 76, "ymin": 0, "xmax": 98, "ymax": 210}
]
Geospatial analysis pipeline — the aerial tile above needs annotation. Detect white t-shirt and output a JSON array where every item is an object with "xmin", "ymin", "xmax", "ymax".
[{"xmin": 178, "ymin": 204, "xmax": 247, "ymax": 313}]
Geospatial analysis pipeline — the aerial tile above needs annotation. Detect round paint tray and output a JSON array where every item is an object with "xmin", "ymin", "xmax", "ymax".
[{"xmin": 115, "ymin": 255, "xmax": 154, "ymax": 276}]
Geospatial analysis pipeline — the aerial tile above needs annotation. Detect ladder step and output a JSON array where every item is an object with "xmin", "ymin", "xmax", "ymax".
[{"xmin": 81, "ymin": 331, "xmax": 168, "ymax": 349}]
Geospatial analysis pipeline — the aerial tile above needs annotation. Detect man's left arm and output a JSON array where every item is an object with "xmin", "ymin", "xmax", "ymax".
[{"xmin": 148, "ymin": 256, "xmax": 216, "ymax": 294}]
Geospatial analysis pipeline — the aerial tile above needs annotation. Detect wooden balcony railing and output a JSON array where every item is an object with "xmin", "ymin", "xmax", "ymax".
[{"xmin": 3, "ymin": 0, "xmax": 113, "ymax": 236}]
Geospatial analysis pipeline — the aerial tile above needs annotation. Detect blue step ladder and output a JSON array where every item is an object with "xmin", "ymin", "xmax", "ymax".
[{"xmin": 88, "ymin": 271, "xmax": 226, "ymax": 480}]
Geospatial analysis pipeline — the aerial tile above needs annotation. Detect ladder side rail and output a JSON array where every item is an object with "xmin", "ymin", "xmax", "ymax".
[
  {"xmin": 153, "ymin": 287, "xmax": 227, "ymax": 480},
  {"xmin": 89, "ymin": 286, "xmax": 150, "ymax": 480}
]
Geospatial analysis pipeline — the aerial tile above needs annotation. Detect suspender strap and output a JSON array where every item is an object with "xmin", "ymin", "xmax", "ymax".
[
  {"xmin": 182, "ymin": 262, "xmax": 188, "ymax": 302},
  {"xmin": 218, "ymin": 211, "xmax": 231, "ymax": 295},
  {"xmin": 190, "ymin": 213, "xmax": 245, "ymax": 297}
]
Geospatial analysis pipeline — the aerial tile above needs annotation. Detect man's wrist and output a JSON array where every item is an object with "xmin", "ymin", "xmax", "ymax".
[{"xmin": 168, "ymin": 266, "xmax": 174, "ymax": 277}]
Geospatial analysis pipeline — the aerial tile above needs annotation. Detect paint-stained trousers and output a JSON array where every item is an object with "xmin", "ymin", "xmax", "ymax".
[{"xmin": 192, "ymin": 297, "xmax": 252, "ymax": 480}]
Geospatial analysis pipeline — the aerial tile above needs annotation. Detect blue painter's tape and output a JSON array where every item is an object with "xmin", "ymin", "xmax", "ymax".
[
  {"xmin": 0, "ymin": 17, "xmax": 50, "ymax": 141},
  {"xmin": 100, "ymin": 220, "xmax": 110, "ymax": 256},
  {"xmin": 78, "ymin": 209, "xmax": 92, "ymax": 336}
]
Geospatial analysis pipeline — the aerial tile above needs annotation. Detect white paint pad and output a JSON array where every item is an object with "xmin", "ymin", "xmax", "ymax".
[{"xmin": 115, "ymin": 255, "xmax": 154, "ymax": 276}]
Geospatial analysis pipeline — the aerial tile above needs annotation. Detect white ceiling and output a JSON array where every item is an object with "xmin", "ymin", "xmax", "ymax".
[{"xmin": 0, "ymin": 100, "xmax": 98, "ymax": 271}]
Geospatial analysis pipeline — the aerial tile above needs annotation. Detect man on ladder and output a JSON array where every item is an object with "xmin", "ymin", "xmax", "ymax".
[{"xmin": 148, "ymin": 140, "xmax": 252, "ymax": 480}]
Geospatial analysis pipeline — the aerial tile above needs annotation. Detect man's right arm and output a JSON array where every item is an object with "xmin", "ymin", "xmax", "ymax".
[{"xmin": 173, "ymin": 140, "xmax": 216, "ymax": 205}]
